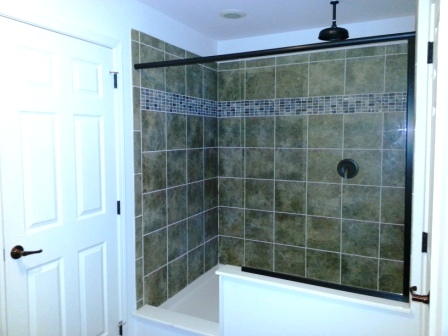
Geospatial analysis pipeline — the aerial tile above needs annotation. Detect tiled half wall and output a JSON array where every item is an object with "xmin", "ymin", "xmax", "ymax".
[{"xmin": 132, "ymin": 29, "xmax": 409, "ymax": 307}]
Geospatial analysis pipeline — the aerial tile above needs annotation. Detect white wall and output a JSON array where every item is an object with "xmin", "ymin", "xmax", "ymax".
[{"xmin": 218, "ymin": 15, "xmax": 415, "ymax": 54}]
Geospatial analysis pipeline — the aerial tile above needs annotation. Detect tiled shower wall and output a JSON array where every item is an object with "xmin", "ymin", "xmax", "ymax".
[
  {"xmin": 132, "ymin": 29, "xmax": 219, "ymax": 307},
  {"xmin": 133, "ymin": 27, "xmax": 409, "ymax": 308},
  {"xmin": 217, "ymin": 44, "xmax": 408, "ymax": 294}
]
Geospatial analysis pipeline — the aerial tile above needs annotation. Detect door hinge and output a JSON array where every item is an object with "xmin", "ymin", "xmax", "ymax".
[
  {"xmin": 118, "ymin": 321, "xmax": 125, "ymax": 335},
  {"xmin": 422, "ymin": 232, "xmax": 428, "ymax": 253},
  {"xmin": 427, "ymin": 42, "xmax": 434, "ymax": 64},
  {"xmin": 109, "ymin": 71, "xmax": 119, "ymax": 89},
  {"xmin": 117, "ymin": 200, "xmax": 121, "ymax": 215}
]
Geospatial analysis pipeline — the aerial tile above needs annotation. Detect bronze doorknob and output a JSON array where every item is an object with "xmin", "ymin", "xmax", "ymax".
[{"xmin": 10, "ymin": 245, "xmax": 43, "ymax": 259}]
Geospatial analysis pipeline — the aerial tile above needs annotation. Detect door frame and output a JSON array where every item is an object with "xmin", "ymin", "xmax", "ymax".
[{"xmin": 0, "ymin": 14, "xmax": 126, "ymax": 336}]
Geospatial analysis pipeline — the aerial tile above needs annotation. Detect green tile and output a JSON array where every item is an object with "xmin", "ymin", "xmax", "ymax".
[
  {"xmin": 219, "ymin": 118, "xmax": 242, "ymax": 147},
  {"xmin": 344, "ymin": 113, "xmax": 383, "ymax": 149},
  {"xmin": 219, "ymin": 60, "xmax": 244, "ymax": 70},
  {"xmin": 144, "ymin": 266, "xmax": 167, "ymax": 306},
  {"xmin": 274, "ymin": 245, "xmax": 305, "ymax": 276},
  {"xmin": 203, "ymin": 67, "xmax": 218, "ymax": 101},
  {"xmin": 143, "ymin": 229, "xmax": 167, "ymax": 274},
  {"xmin": 386, "ymin": 43, "xmax": 408, "ymax": 55},
  {"xmin": 380, "ymin": 224, "xmax": 404, "ymax": 260},
  {"xmin": 379, "ymin": 260, "xmax": 403, "ymax": 293},
  {"xmin": 310, "ymin": 50, "xmax": 345, "ymax": 61},
  {"xmin": 341, "ymin": 255, "xmax": 378, "ymax": 290},
  {"xmin": 188, "ymin": 181, "xmax": 204, "ymax": 216},
  {"xmin": 165, "ymin": 42, "xmax": 185, "ymax": 58},
  {"xmin": 205, "ymin": 208, "xmax": 218, "ymax": 241},
  {"xmin": 307, "ymin": 216, "xmax": 341, "ymax": 252},
  {"xmin": 275, "ymin": 213, "xmax": 306, "ymax": 246},
  {"xmin": 381, "ymin": 187, "xmax": 405, "ymax": 224},
  {"xmin": 245, "ymin": 117, "xmax": 274, "ymax": 148},
  {"xmin": 341, "ymin": 220, "xmax": 379, "ymax": 257},
  {"xmin": 166, "ymin": 54, "xmax": 185, "ymax": 95},
  {"xmin": 275, "ymin": 149, "xmax": 307, "ymax": 181},
  {"xmin": 188, "ymin": 246, "xmax": 204, "ymax": 283},
  {"xmin": 346, "ymin": 46, "xmax": 385, "ymax": 58},
  {"xmin": 204, "ymin": 117, "xmax": 218, "ymax": 148},
  {"xmin": 307, "ymin": 183, "xmax": 341, "ymax": 218},
  {"xmin": 245, "ymin": 241, "xmax": 273, "ymax": 271},
  {"xmin": 140, "ymin": 45, "xmax": 165, "ymax": 90},
  {"xmin": 204, "ymin": 178, "xmax": 218, "ymax": 210},
  {"xmin": 309, "ymin": 60, "xmax": 345, "ymax": 96},
  {"xmin": 246, "ymin": 179, "xmax": 274, "ymax": 211},
  {"xmin": 167, "ymin": 186, "xmax": 187, "ymax": 224},
  {"xmin": 133, "ymin": 87, "xmax": 141, "ymax": 131},
  {"xmin": 306, "ymin": 250, "xmax": 340, "ymax": 283},
  {"xmin": 245, "ymin": 210, "xmax": 274, "ymax": 242},
  {"xmin": 245, "ymin": 66, "xmax": 275, "ymax": 100},
  {"xmin": 343, "ymin": 150, "xmax": 381, "ymax": 186},
  {"xmin": 187, "ymin": 115, "xmax": 203, "ymax": 149},
  {"xmin": 131, "ymin": 29, "xmax": 139, "ymax": 42},
  {"xmin": 187, "ymin": 149, "xmax": 204, "ymax": 183},
  {"xmin": 132, "ymin": 42, "xmax": 141, "ymax": 87},
  {"xmin": 345, "ymin": 57, "xmax": 385, "ymax": 94},
  {"xmin": 135, "ymin": 216, "xmax": 143, "ymax": 259},
  {"xmin": 204, "ymin": 148, "xmax": 218, "ymax": 179},
  {"xmin": 275, "ymin": 181, "xmax": 306, "ymax": 214},
  {"xmin": 136, "ymin": 258, "xmax": 143, "ymax": 302},
  {"xmin": 205, "ymin": 238, "xmax": 219, "ymax": 272},
  {"xmin": 219, "ymin": 148, "xmax": 244, "ymax": 177},
  {"xmin": 134, "ymin": 131, "xmax": 142, "ymax": 174},
  {"xmin": 219, "ymin": 207, "xmax": 244, "ymax": 238},
  {"xmin": 308, "ymin": 149, "xmax": 342, "ymax": 183},
  {"xmin": 219, "ymin": 236, "xmax": 244, "ymax": 266},
  {"xmin": 246, "ymin": 148, "xmax": 274, "ymax": 179},
  {"xmin": 385, "ymin": 54, "xmax": 407, "ymax": 92},
  {"xmin": 140, "ymin": 32, "xmax": 164, "ymax": 50},
  {"xmin": 308, "ymin": 114, "xmax": 343, "ymax": 149},
  {"xmin": 185, "ymin": 65, "xmax": 204, "ymax": 98},
  {"xmin": 135, "ymin": 174, "xmax": 142, "ymax": 217},
  {"xmin": 342, "ymin": 185, "xmax": 380, "ymax": 221},
  {"xmin": 219, "ymin": 178, "xmax": 244, "ymax": 208},
  {"xmin": 168, "ymin": 255, "xmax": 187, "ymax": 298},
  {"xmin": 382, "ymin": 150, "xmax": 406, "ymax": 187},
  {"xmin": 276, "ymin": 115, "xmax": 308, "ymax": 148},
  {"xmin": 188, "ymin": 214, "xmax": 204, "ymax": 250},
  {"xmin": 246, "ymin": 58, "xmax": 275, "ymax": 68},
  {"xmin": 142, "ymin": 110, "xmax": 166, "ymax": 151},
  {"xmin": 167, "ymin": 150, "xmax": 186, "ymax": 188},
  {"xmin": 276, "ymin": 53, "xmax": 309, "ymax": 65},
  {"xmin": 143, "ymin": 190, "xmax": 167, "ymax": 234},
  {"xmin": 142, "ymin": 152, "xmax": 166, "ymax": 192},
  {"xmin": 219, "ymin": 69, "xmax": 243, "ymax": 101},
  {"xmin": 167, "ymin": 113, "xmax": 186, "ymax": 150},
  {"xmin": 168, "ymin": 220, "xmax": 187, "ymax": 261},
  {"xmin": 383, "ymin": 112, "xmax": 406, "ymax": 150},
  {"xmin": 276, "ymin": 63, "xmax": 309, "ymax": 98}
]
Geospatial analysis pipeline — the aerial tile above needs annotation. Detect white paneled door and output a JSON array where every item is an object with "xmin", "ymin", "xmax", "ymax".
[{"xmin": 0, "ymin": 17, "xmax": 120, "ymax": 335}]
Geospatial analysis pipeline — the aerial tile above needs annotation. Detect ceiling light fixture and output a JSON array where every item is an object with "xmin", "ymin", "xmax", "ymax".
[
  {"xmin": 318, "ymin": 1, "xmax": 349, "ymax": 41},
  {"xmin": 219, "ymin": 10, "xmax": 246, "ymax": 19}
]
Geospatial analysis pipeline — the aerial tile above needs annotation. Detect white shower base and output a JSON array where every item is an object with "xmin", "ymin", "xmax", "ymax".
[{"xmin": 134, "ymin": 265, "xmax": 220, "ymax": 336}]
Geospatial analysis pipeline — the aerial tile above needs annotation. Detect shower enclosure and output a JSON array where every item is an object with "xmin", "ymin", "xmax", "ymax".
[{"xmin": 132, "ymin": 29, "xmax": 414, "ymax": 308}]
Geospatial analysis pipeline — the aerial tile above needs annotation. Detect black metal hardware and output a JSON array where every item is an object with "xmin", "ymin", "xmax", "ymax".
[
  {"xmin": 410, "ymin": 286, "xmax": 430, "ymax": 304},
  {"xmin": 422, "ymin": 232, "xmax": 428, "ymax": 253},
  {"xmin": 10, "ymin": 245, "xmax": 43, "ymax": 259},
  {"xmin": 109, "ymin": 71, "xmax": 118, "ymax": 88},
  {"xmin": 117, "ymin": 200, "xmax": 121, "ymax": 215},
  {"xmin": 118, "ymin": 321, "xmax": 124, "ymax": 335},
  {"xmin": 134, "ymin": 32, "xmax": 415, "ymax": 69},
  {"xmin": 427, "ymin": 42, "xmax": 434, "ymax": 64},
  {"xmin": 337, "ymin": 159, "xmax": 359, "ymax": 179}
]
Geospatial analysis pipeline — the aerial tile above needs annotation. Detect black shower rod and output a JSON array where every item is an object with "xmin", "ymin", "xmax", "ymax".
[{"xmin": 134, "ymin": 32, "xmax": 415, "ymax": 70}]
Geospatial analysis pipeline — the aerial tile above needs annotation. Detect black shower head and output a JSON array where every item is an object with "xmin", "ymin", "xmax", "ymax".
[{"xmin": 318, "ymin": 1, "xmax": 349, "ymax": 41}]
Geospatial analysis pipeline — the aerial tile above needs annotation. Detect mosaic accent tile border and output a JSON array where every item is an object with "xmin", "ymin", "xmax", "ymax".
[
  {"xmin": 141, "ymin": 88, "xmax": 217, "ymax": 117},
  {"xmin": 141, "ymin": 88, "xmax": 407, "ymax": 118},
  {"xmin": 219, "ymin": 93, "xmax": 408, "ymax": 117}
]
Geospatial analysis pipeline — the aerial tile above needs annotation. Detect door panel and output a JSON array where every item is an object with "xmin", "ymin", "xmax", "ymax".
[{"xmin": 0, "ymin": 17, "xmax": 119, "ymax": 336}]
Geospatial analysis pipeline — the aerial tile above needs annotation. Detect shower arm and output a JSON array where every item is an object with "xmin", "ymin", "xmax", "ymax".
[{"xmin": 133, "ymin": 32, "xmax": 415, "ymax": 70}]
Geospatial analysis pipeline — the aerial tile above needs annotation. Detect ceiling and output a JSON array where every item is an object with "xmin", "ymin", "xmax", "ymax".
[{"xmin": 138, "ymin": 0, "xmax": 416, "ymax": 41}]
